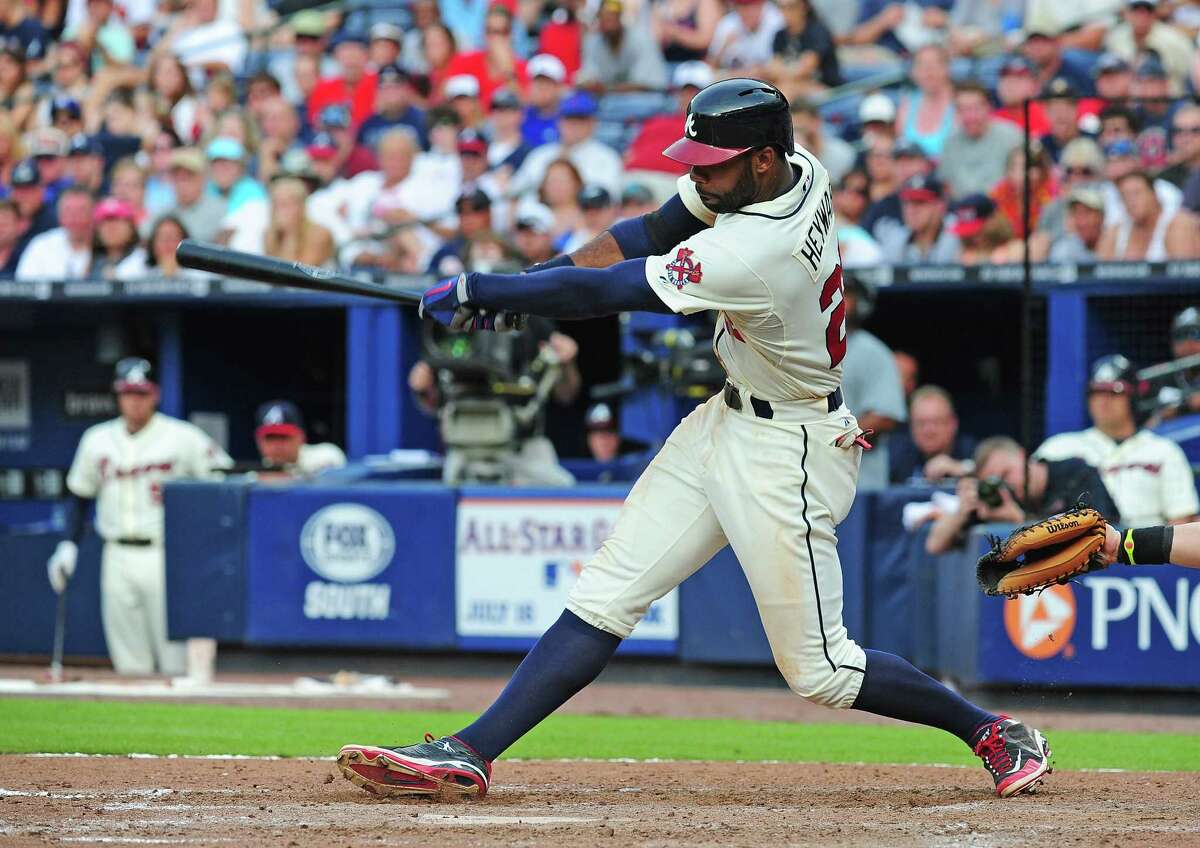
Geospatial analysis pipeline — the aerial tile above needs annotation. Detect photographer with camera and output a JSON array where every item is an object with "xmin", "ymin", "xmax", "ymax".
[{"xmin": 925, "ymin": 435, "xmax": 1121, "ymax": 555}]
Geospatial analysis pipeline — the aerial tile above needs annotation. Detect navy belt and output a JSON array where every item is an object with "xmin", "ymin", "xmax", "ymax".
[
  {"xmin": 723, "ymin": 382, "xmax": 843, "ymax": 419},
  {"xmin": 113, "ymin": 538, "xmax": 154, "ymax": 547}
]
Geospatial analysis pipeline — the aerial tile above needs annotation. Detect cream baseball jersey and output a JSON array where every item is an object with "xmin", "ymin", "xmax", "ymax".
[
  {"xmin": 66, "ymin": 413, "xmax": 234, "ymax": 543},
  {"xmin": 644, "ymin": 146, "xmax": 844, "ymax": 402},
  {"xmin": 295, "ymin": 442, "xmax": 348, "ymax": 476},
  {"xmin": 1035, "ymin": 427, "xmax": 1199, "ymax": 526}
]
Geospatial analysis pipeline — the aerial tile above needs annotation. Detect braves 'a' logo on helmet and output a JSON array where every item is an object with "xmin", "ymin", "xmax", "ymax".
[
  {"xmin": 663, "ymin": 247, "xmax": 703, "ymax": 289},
  {"xmin": 685, "ymin": 112, "xmax": 697, "ymax": 138}
]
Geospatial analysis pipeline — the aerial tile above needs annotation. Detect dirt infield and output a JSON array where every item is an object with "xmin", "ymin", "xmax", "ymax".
[{"xmin": 1, "ymin": 754, "xmax": 1197, "ymax": 847}]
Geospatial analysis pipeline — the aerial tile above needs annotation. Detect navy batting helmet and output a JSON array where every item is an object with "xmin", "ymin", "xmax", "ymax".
[
  {"xmin": 663, "ymin": 78, "xmax": 793, "ymax": 166},
  {"xmin": 1172, "ymin": 306, "xmax": 1200, "ymax": 342},
  {"xmin": 1088, "ymin": 354, "xmax": 1141, "ymax": 395}
]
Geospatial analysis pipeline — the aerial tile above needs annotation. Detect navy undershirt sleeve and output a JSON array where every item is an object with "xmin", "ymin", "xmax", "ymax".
[
  {"xmin": 468, "ymin": 258, "xmax": 672, "ymax": 319},
  {"xmin": 609, "ymin": 195, "xmax": 708, "ymax": 259}
]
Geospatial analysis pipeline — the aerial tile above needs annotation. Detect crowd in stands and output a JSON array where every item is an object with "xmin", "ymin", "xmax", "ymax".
[{"xmin": 0, "ymin": 0, "xmax": 1197, "ymax": 281}]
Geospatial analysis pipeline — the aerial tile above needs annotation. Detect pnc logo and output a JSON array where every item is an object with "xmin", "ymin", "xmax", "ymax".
[{"xmin": 1004, "ymin": 584, "xmax": 1076, "ymax": 659}]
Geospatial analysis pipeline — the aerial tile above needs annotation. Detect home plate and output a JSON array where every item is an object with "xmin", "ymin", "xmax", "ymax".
[
  {"xmin": 0, "ymin": 676, "xmax": 447, "ymax": 700},
  {"xmin": 415, "ymin": 814, "xmax": 606, "ymax": 826}
]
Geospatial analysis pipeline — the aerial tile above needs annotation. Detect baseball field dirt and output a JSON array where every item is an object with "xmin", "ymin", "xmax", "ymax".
[{"xmin": 2, "ymin": 754, "xmax": 1198, "ymax": 847}]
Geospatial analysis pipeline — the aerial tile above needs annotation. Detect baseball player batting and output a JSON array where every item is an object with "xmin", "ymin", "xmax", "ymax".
[
  {"xmin": 338, "ymin": 79, "xmax": 1052, "ymax": 799},
  {"xmin": 47, "ymin": 358, "xmax": 233, "ymax": 675}
]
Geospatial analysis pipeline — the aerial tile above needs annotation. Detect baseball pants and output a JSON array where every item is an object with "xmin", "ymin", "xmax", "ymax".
[
  {"xmin": 100, "ymin": 542, "xmax": 187, "ymax": 676},
  {"xmin": 567, "ymin": 390, "xmax": 868, "ymax": 708}
]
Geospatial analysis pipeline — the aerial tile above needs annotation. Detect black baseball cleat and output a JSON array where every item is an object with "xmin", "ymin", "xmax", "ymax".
[
  {"xmin": 337, "ymin": 734, "xmax": 492, "ymax": 797},
  {"xmin": 971, "ymin": 715, "xmax": 1052, "ymax": 798}
]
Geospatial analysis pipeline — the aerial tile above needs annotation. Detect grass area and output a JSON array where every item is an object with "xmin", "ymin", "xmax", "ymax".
[{"xmin": 3, "ymin": 698, "xmax": 1197, "ymax": 772}]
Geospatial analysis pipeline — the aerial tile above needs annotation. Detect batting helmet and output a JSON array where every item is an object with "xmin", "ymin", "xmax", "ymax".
[
  {"xmin": 1172, "ymin": 306, "xmax": 1200, "ymax": 342},
  {"xmin": 1088, "ymin": 354, "xmax": 1142, "ymax": 396},
  {"xmin": 113, "ymin": 357, "xmax": 156, "ymax": 393},
  {"xmin": 663, "ymin": 78, "xmax": 793, "ymax": 167}
]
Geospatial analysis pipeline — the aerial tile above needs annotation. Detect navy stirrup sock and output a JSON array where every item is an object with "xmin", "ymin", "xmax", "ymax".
[
  {"xmin": 456, "ymin": 610, "xmax": 621, "ymax": 761},
  {"xmin": 852, "ymin": 649, "xmax": 998, "ymax": 744}
]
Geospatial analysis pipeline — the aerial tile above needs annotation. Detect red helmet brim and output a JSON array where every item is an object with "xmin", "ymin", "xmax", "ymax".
[{"xmin": 662, "ymin": 137, "xmax": 749, "ymax": 166}]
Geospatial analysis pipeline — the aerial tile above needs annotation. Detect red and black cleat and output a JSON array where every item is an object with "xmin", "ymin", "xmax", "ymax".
[
  {"xmin": 337, "ymin": 734, "xmax": 492, "ymax": 798},
  {"xmin": 972, "ymin": 715, "xmax": 1053, "ymax": 798}
]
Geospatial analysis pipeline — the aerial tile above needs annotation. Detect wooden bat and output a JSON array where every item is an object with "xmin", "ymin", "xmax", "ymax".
[{"xmin": 175, "ymin": 240, "xmax": 424, "ymax": 306}]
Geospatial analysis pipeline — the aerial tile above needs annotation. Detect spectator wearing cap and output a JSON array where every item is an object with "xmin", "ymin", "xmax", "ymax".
[
  {"xmin": 855, "ymin": 92, "xmax": 896, "ymax": 149},
  {"xmin": 993, "ymin": 55, "xmax": 1051, "ymax": 137},
  {"xmin": 709, "ymin": 0, "xmax": 785, "ymax": 73},
  {"xmin": 1033, "ymin": 137, "xmax": 1106, "ymax": 245},
  {"xmin": 1038, "ymin": 78, "xmax": 1085, "ymax": 165},
  {"xmin": 154, "ymin": 0, "xmax": 247, "ymax": 78},
  {"xmin": 764, "ymin": 0, "xmax": 840, "ymax": 99},
  {"xmin": 791, "ymin": 100, "xmax": 854, "ymax": 184},
  {"xmin": 50, "ymin": 96, "xmax": 84, "ymax": 138},
  {"xmin": 990, "ymin": 143, "xmax": 1058, "ymax": 239},
  {"xmin": 522, "ymin": 54, "xmax": 567, "ymax": 148},
  {"xmin": 63, "ymin": 0, "xmax": 134, "ymax": 72},
  {"xmin": 654, "ymin": 0, "xmax": 722, "ymax": 64},
  {"xmin": 444, "ymin": 74, "xmax": 486, "ymax": 130},
  {"xmin": 244, "ymin": 71, "xmax": 283, "ymax": 126},
  {"xmin": 267, "ymin": 10, "xmax": 338, "ymax": 106},
  {"xmin": 893, "ymin": 45, "xmax": 955, "ymax": 159},
  {"xmin": 421, "ymin": 105, "xmax": 466, "ymax": 185},
  {"xmin": 254, "ymin": 400, "xmax": 346, "ymax": 478},
  {"xmin": 1098, "ymin": 170, "xmax": 1199, "ymax": 260},
  {"xmin": 90, "ymin": 196, "xmax": 148, "ymax": 280},
  {"xmin": 1150, "ymin": 307, "xmax": 1200, "ymax": 425},
  {"xmin": 877, "ymin": 174, "xmax": 961, "ymax": 264},
  {"xmin": 15, "ymin": 185, "xmax": 93, "ymax": 280},
  {"xmin": 861, "ymin": 140, "xmax": 932, "ymax": 242},
  {"xmin": 66, "ymin": 134, "xmax": 106, "ymax": 195},
  {"xmin": 1094, "ymin": 52, "xmax": 1133, "ymax": 101},
  {"xmin": 428, "ymin": 187, "xmax": 493, "ymax": 276},
  {"xmin": 368, "ymin": 22, "xmax": 403, "ymax": 69},
  {"xmin": 204, "ymin": 136, "xmax": 266, "ymax": 217},
  {"xmin": 255, "ymin": 96, "xmax": 307, "ymax": 185},
  {"xmin": 1130, "ymin": 55, "xmax": 1177, "ymax": 168},
  {"xmin": 1160, "ymin": 104, "xmax": 1200, "ymax": 212},
  {"xmin": 619, "ymin": 182, "xmax": 656, "ymax": 218},
  {"xmin": 947, "ymin": 194, "xmax": 1015, "ymax": 265},
  {"xmin": 307, "ymin": 30, "xmax": 377, "ymax": 129},
  {"xmin": 1020, "ymin": 22, "xmax": 1094, "ymax": 96},
  {"xmin": 0, "ymin": 38, "xmax": 33, "ymax": 132},
  {"xmin": 1048, "ymin": 186, "xmax": 1107, "ymax": 262},
  {"xmin": 562, "ymin": 184, "xmax": 617, "ymax": 252},
  {"xmin": 357, "ymin": 65, "xmax": 427, "ymax": 151},
  {"xmin": 456, "ymin": 129, "xmax": 502, "ymax": 199},
  {"xmin": 624, "ymin": 61, "xmax": 711, "ymax": 183},
  {"xmin": 167, "ymin": 147, "xmax": 226, "ymax": 242},
  {"xmin": 441, "ymin": 5, "xmax": 529, "ymax": 111},
  {"xmin": 1101, "ymin": 137, "xmax": 1183, "ymax": 227},
  {"xmin": 512, "ymin": 200, "xmax": 557, "ymax": 264},
  {"xmin": 28, "ymin": 128, "xmax": 70, "ymax": 205},
  {"xmin": 484, "ymin": 88, "xmax": 532, "ymax": 174},
  {"xmin": 832, "ymin": 168, "xmax": 884, "ymax": 269},
  {"xmin": 937, "ymin": 82, "xmax": 1021, "ymax": 200},
  {"xmin": 576, "ymin": 0, "xmax": 668, "ymax": 93},
  {"xmin": 8, "ymin": 158, "xmax": 56, "ymax": 240},
  {"xmin": 0, "ymin": 198, "xmax": 23, "ymax": 276},
  {"xmin": 584, "ymin": 402, "xmax": 646, "ymax": 469},
  {"xmin": 318, "ymin": 103, "xmax": 377, "ymax": 178},
  {"xmin": 1104, "ymin": 0, "xmax": 1193, "ymax": 92},
  {"xmin": 509, "ymin": 91, "xmax": 622, "ymax": 200}
]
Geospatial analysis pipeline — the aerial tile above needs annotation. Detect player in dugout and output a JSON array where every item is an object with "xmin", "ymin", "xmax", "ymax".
[{"xmin": 253, "ymin": 400, "xmax": 347, "ymax": 478}]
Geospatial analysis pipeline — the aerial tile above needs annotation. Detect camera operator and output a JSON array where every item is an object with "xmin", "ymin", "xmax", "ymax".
[
  {"xmin": 925, "ymin": 435, "xmax": 1120, "ymax": 555},
  {"xmin": 1149, "ymin": 307, "xmax": 1200, "ymax": 424}
]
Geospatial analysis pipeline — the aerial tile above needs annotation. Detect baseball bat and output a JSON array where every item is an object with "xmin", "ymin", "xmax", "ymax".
[
  {"xmin": 175, "ymin": 240, "xmax": 424, "ymax": 306},
  {"xmin": 48, "ymin": 587, "xmax": 67, "ymax": 684}
]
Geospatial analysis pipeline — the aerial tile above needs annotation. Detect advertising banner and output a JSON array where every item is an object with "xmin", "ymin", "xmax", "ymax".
[
  {"xmin": 243, "ymin": 486, "xmax": 457, "ymax": 648},
  {"xmin": 978, "ymin": 568, "xmax": 1200, "ymax": 688},
  {"xmin": 456, "ymin": 495, "xmax": 678, "ymax": 655}
]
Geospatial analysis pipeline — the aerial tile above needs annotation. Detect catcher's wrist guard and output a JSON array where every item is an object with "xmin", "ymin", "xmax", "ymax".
[
  {"xmin": 1116, "ymin": 526, "xmax": 1174, "ymax": 566},
  {"xmin": 977, "ymin": 500, "xmax": 1108, "ymax": 598}
]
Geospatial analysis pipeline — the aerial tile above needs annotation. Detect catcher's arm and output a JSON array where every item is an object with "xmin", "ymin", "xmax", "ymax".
[{"xmin": 1102, "ymin": 522, "xmax": 1198, "ymax": 568}]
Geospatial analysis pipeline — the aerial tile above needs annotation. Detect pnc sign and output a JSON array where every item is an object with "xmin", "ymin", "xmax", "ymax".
[{"xmin": 1004, "ymin": 584, "xmax": 1076, "ymax": 660}]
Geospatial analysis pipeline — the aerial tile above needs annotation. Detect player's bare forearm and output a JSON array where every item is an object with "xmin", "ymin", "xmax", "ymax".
[{"xmin": 568, "ymin": 231, "xmax": 626, "ymax": 269}]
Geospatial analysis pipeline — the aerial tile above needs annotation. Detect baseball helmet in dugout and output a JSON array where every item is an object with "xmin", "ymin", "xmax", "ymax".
[{"xmin": 663, "ymin": 78, "xmax": 794, "ymax": 166}]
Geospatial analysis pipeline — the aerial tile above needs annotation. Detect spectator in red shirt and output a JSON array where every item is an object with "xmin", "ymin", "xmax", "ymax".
[
  {"xmin": 318, "ymin": 104, "xmax": 378, "ymax": 178},
  {"xmin": 993, "ymin": 56, "xmax": 1050, "ymax": 137},
  {"xmin": 537, "ymin": 0, "xmax": 583, "ymax": 80},
  {"xmin": 307, "ymin": 31, "xmax": 378, "ymax": 128},
  {"xmin": 624, "ymin": 61, "xmax": 712, "ymax": 176},
  {"xmin": 990, "ymin": 141, "xmax": 1058, "ymax": 238},
  {"xmin": 440, "ymin": 4, "xmax": 528, "ymax": 110}
]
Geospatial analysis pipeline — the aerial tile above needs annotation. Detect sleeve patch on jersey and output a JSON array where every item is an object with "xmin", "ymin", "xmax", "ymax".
[{"xmin": 661, "ymin": 246, "xmax": 703, "ymax": 290}]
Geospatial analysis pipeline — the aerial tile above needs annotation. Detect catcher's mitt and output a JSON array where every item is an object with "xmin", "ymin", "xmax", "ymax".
[{"xmin": 977, "ymin": 501, "xmax": 1108, "ymax": 598}]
